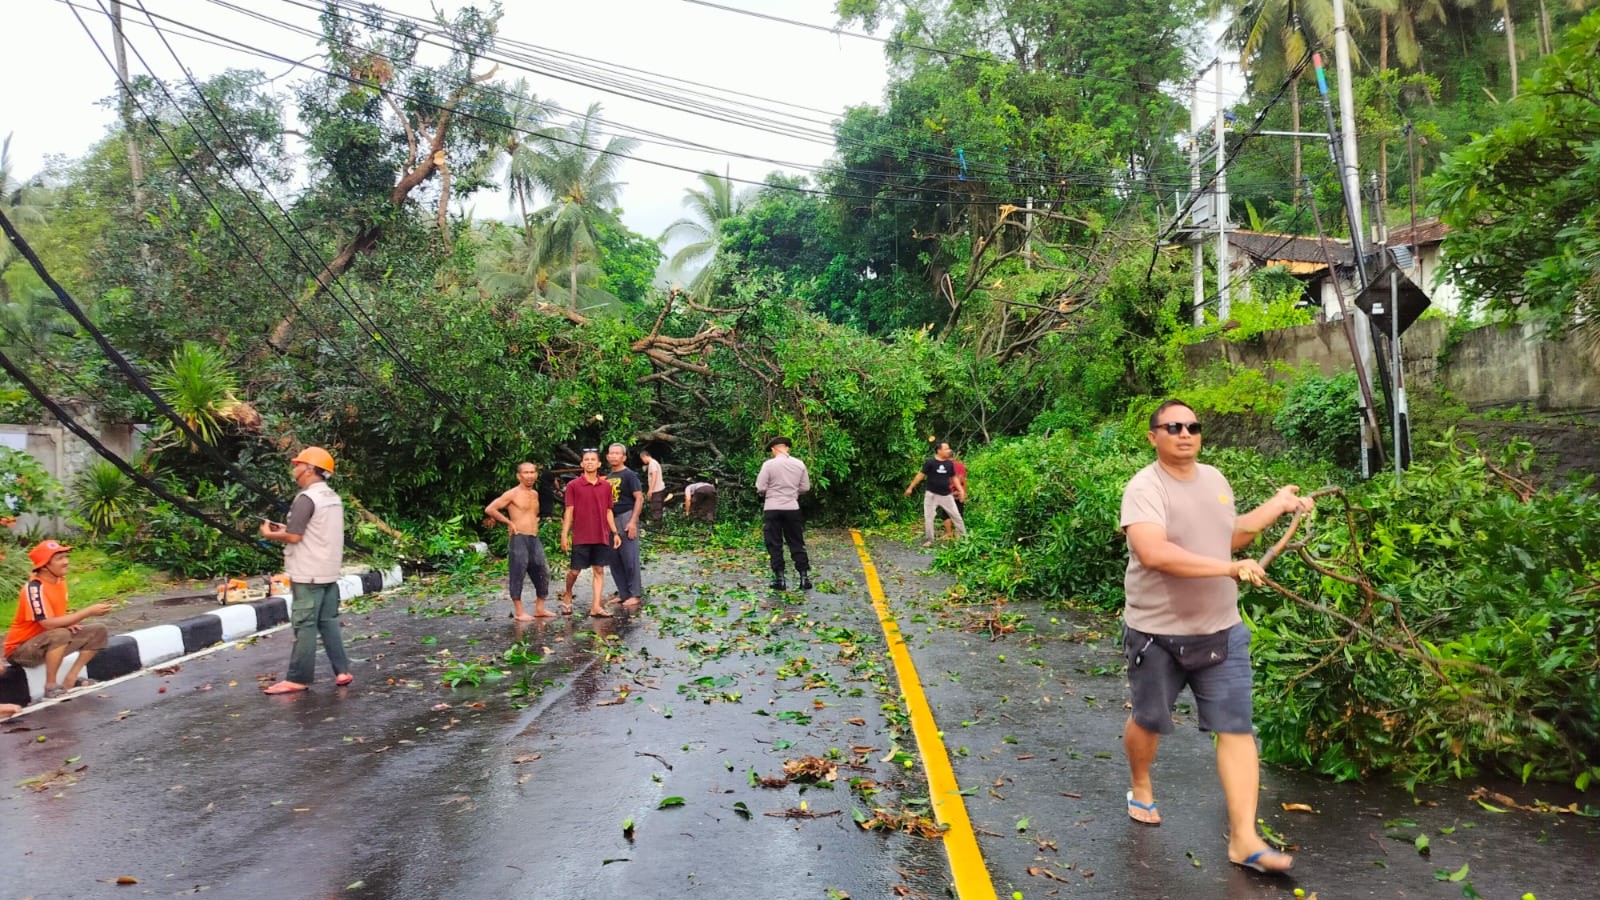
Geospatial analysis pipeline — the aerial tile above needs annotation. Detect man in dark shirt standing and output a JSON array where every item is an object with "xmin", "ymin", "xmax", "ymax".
[
  {"xmin": 905, "ymin": 441, "xmax": 966, "ymax": 548},
  {"xmin": 605, "ymin": 442, "xmax": 645, "ymax": 609},
  {"xmin": 560, "ymin": 450, "xmax": 623, "ymax": 618}
]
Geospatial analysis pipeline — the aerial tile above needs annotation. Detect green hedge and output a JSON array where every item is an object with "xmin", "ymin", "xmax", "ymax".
[{"xmin": 941, "ymin": 427, "xmax": 1600, "ymax": 786}]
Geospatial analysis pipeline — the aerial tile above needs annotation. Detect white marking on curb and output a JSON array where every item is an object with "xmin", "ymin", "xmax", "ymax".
[
  {"xmin": 125, "ymin": 624, "xmax": 185, "ymax": 667},
  {"xmin": 5, "ymin": 623, "xmax": 293, "ymax": 718},
  {"xmin": 209, "ymin": 604, "xmax": 260, "ymax": 640},
  {"xmin": 336, "ymin": 574, "xmax": 364, "ymax": 600}
]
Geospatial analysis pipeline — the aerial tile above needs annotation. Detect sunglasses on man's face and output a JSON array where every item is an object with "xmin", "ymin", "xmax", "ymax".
[{"xmin": 1155, "ymin": 421, "xmax": 1203, "ymax": 436}]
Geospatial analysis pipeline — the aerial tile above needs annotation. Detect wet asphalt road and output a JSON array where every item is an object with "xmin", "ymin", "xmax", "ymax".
[{"xmin": 2, "ymin": 529, "xmax": 1597, "ymax": 900}]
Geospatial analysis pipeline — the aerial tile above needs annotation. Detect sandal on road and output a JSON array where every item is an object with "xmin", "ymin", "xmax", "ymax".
[
  {"xmin": 1232, "ymin": 848, "xmax": 1293, "ymax": 874},
  {"xmin": 263, "ymin": 681, "xmax": 308, "ymax": 695},
  {"xmin": 1126, "ymin": 790, "xmax": 1162, "ymax": 826}
]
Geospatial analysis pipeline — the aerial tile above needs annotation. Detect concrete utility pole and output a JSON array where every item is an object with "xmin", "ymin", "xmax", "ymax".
[
  {"xmin": 1190, "ymin": 76, "xmax": 1205, "ymax": 325},
  {"xmin": 110, "ymin": 0, "xmax": 144, "ymax": 209},
  {"xmin": 1024, "ymin": 196, "xmax": 1034, "ymax": 270},
  {"xmin": 1333, "ymin": 0, "xmax": 1363, "ymax": 257},
  {"xmin": 1215, "ymin": 63, "xmax": 1230, "ymax": 320}
]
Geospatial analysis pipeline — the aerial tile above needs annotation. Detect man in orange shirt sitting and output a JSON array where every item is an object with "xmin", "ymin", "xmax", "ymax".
[{"xmin": 3, "ymin": 541, "xmax": 112, "ymax": 699}]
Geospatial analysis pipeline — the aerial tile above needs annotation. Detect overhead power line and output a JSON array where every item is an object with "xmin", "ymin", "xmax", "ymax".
[
  {"xmin": 114, "ymin": 1, "xmax": 494, "ymax": 447},
  {"xmin": 64, "ymin": 0, "xmax": 496, "ymax": 452},
  {"xmin": 0, "ymin": 204, "xmax": 286, "ymax": 513},
  {"xmin": 86, "ymin": 0, "xmax": 1304, "ymax": 216},
  {"xmin": 0, "ymin": 345, "xmax": 265, "ymax": 551},
  {"xmin": 680, "ymin": 0, "xmax": 1246, "ymax": 101},
  {"xmin": 202, "ymin": 0, "xmax": 1207, "ymax": 196}
]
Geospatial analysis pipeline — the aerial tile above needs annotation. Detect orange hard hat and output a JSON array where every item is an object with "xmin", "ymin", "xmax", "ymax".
[
  {"xmin": 28, "ymin": 539, "xmax": 73, "ymax": 569},
  {"xmin": 291, "ymin": 446, "xmax": 336, "ymax": 474}
]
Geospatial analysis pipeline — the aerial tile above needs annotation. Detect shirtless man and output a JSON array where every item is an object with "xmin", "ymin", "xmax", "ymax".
[{"xmin": 485, "ymin": 462, "xmax": 553, "ymax": 620}]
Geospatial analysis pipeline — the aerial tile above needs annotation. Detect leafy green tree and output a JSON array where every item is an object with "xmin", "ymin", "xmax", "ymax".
[
  {"xmin": 716, "ymin": 175, "xmax": 919, "ymax": 332},
  {"xmin": 286, "ymin": 2, "xmax": 512, "ymax": 340},
  {"xmin": 597, "ymin": 218, "xmax": 663, "ymax": 306},
  {"xmin": 1432, "ymin": 9, "xmax": 1600, "ymax": 350}
]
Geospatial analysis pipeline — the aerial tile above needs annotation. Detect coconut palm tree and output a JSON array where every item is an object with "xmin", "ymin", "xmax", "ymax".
[
  {"xmin": 1210, "ymin": 0, "xmax": 1347, "ymax": 202},
  {"xmin": 660, "ymin": 168, "xmax": 750, "ymax": 298},
  {"xmin": 497, "ymin": 79, "xmax": 555, "ymax": 231},
  {"xmin": 523, "ymin": 103, "xmax": 638, "ymax": 308},
  {"xmin": 475, "ymin": 219, "xmax": 619, "ymax": 311},
  {"xmin": 1367, "ymin": 0, "xmax": 1448, "ymax": 71},
  {"xmin": 0, "ymin": 133, "xmax": 49, "ymax": 306}
]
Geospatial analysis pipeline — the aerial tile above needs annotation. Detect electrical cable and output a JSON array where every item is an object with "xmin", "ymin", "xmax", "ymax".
[
  {"xmin": 96, "ymin": 0, "xmax": 1314, "ymax": 216},
  {"xmin": 680, "ymin": 0, "xmax": 1246, "ymax": 101},
  {"xmin": 0, "ymin": 205, "xmax": 287, "ymax": 512},
  {"xmin": 91, "ymin": 0, "xmax": 1143, "ymax": 211},
  {"xmin": 1158, "ymin": 50, "xmax": 1318, "ymax": 247},
  {"xmin": 0, "ymin": 346, "xmax": 266, "ymax": 550},
  {"xmin": 96, "ymin": 0, "xmax": 1321, "ymax": 215},
  {"xmin": 116, "ymin": 1, "xmax": 492, "ymax": 445},
  {"xmin": 206, "ymin": 0, "xmax": 1210, "ymax": 195},
  {"xmin": 62, "ymin": 0, "xmax": 483, "ymax": 453}
]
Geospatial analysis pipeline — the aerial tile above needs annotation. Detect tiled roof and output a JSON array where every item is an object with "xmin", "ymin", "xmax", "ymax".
[
  {"xmin": 1384, "ymin": 217, "xmax": 1448, "ymax": 247},
  {"xmin": 1228, "ymin": 230, "xmax": 1353, "ymax": 266}
]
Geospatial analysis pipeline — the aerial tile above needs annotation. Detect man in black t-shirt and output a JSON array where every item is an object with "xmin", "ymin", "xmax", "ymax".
[
  {"xmin": 904, "ymin": 441, "xmax": 967, "ymax": 548},
  {"xmin": 605, "ymin": 443, "xmax": 645, "ymax": 608}
]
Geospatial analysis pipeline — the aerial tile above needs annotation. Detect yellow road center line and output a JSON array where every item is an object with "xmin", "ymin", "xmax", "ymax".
[{"xmin": 850, "ymin": 529, "xmax": 997, "ymax": 900}]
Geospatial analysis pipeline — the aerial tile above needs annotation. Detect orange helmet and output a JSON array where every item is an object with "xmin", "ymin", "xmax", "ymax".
[
  {"xmin": 28, "ymin": 539, "xmax": 73, "ymax": 569},
  {"xmin": 291, "ymin": 446, "xmax": 336, "ymax": 474}
]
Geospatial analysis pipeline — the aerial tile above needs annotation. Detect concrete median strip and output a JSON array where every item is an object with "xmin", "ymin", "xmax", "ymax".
[{"xmin": 0, "ymin": 565, "xmax": 403, "ymax": 707}]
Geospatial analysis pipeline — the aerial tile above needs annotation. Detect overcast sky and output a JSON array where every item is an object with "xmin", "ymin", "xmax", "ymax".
[
  {"xmin": 5, "ymin": 0, "xmax": 899, "ymax": 251},
  {"xmin": 6, "ymin": 1, "xmax": 1241, "ymax": 258}
]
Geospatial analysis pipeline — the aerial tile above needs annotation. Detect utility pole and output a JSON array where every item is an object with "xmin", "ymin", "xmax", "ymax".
[
  {"xmin": 1215, "ymin": 62, "xmax": 1231, "ymax": 321},
  {"xmin": 1369, "ymin": 174, "xmax": 1411, "ymax": 476},
  {"xmin": 1024, "ymin": 196, "xmax": 1034, "ymax": 270},
  {"xmin": 1331, "ymin": 0, "xmax": 1404, "ymax": 475},
  {"xmin": 1332, "ymin": 0, "xmax": 1363, "ymax": 258},
  {"xmin": 110, "ymin": 0, "xmax": 144, "ymax": 209},
  {"xmin": 1190, "ymin": 73, "xmax": 1205, "ymax": 325},
  {"xmin": 1308, "ymin": 52, "xmax": 1384, "ymax": 471}
]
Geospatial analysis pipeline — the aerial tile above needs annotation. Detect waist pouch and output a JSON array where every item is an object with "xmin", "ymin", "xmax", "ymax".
[{"xmin": 1126, "ymin": 625, "xmax": 1233, "ymax": 672}]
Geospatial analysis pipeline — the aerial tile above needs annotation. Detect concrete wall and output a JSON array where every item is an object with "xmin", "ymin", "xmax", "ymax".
[
  {"xmin": 0, "ymin": 410, "xmax": 144, "ymax": 533},
  {"xmin": 1183, "ymin": 318, "xmax": 1600, "ymax": 413}
]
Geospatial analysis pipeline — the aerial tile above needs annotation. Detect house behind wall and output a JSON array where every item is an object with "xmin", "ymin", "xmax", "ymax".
[
  {"xmin": 0, "ymin": 407, "xmax": 143, "ymax": 534},
  {"xmin": 1182, "ymin": 317, "xmax": 1600, "ymax": 415}
]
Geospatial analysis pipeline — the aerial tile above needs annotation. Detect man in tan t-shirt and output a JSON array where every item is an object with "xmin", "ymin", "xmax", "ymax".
[{"xmin": 1119, "ymin": 399, "xmax": 1311, "ymax": 875}]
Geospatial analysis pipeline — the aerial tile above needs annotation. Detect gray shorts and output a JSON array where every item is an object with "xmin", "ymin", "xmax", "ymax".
[{"xmin": 1123, "ymin": 622, "xmax": 1254, "ymax": 735}]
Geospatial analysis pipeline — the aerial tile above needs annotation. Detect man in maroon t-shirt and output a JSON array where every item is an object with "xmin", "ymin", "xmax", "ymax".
[{"xmin": 560, "ymin": 449, "xmax": 623, "ymax": 617}]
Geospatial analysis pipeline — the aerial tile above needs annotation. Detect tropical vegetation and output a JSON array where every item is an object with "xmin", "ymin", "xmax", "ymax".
[{"xmin": 0, "ymin": 0, "xmax": 1597, "ymax": 786}]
